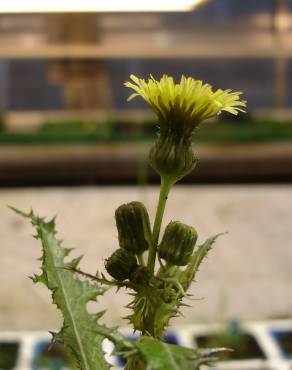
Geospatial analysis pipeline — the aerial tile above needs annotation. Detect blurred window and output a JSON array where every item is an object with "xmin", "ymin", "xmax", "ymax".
[
  {"xmin": 32, "ymin": 341, "xmax": 72, "ymax": 370},
  {"xmin": 272, "ymin": 330, "xmax": 292, "ymax": 358},
  {"xmin": 109, "ymin": 59, "xmax": 274, "ymax": 110},
  {"xmin": 7, "ymin": 61, "xmax": 62, "ymax": 111},
  {"xmin": 115, "ymin": 332, "xmax": 179, "ymax": 367},
  {"xmin": 0, "ymin": 1, "xmax": 288, "ymax": 113},
  {"xmin": 0, "ymin": 341, "xmax": 19, "ymax": 370},
  {"xmin": 286, "ymin": 62, "xmax": 292, "ymax": 108},
  {"xmin": 175, "ymin": 1, "xmax": 272, "ymax": 18},
  {"xmin": 194, "ymin": 332, "xmax": 266, "ymax": 361},
  {"xmin": 0, "ymin": 58, "xmax": 275, "ymax": 111}
]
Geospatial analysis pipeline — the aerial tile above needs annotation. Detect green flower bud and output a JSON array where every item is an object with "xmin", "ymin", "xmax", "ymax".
[
  {"xmin": 149, "ymin": 133, "xmax": 197, "ymax": 184},
  {"xmin": 115, "ymin": 201, "xmax": 152, "ymax": 254},
  {"xmin": 105, "ymin": 248, "xmax": 137, "ymax": 281},
  {"xmin": 158, "ymin": 221, "xmax": 198, "ymax": 266}
]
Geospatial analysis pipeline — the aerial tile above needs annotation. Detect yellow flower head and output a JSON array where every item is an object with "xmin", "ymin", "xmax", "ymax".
[
  {"xmin": 124, "ymin": 74, "xmax": 246, "ymax": 184},
  {"xmin": 125, "ymin": 74, "xmax": 246, "ymax": 137}
]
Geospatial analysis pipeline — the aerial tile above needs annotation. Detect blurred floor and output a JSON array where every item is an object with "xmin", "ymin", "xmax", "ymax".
[{"xmin": 0, "ymin": 185, "xmax": 291, "ymax": 330}]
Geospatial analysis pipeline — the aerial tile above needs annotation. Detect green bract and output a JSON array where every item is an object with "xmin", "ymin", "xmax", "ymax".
[
  {"xmin": 158, "ymin": 221, "xmax": 198, "ymax": 266},
  {"xmin": 149, "ymin": 133, "xmax": 196, "ymax": 184}
]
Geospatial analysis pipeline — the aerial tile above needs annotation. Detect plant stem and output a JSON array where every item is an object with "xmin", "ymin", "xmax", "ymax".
[{"xmin": 147, "ymin": 177, "xmax": 172, "ymax": 274}]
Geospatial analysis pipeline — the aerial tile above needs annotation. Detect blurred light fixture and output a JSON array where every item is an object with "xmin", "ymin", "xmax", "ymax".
[{"xmin": 0, "ymin": 0, "xmax": 206, "ymax": 13}]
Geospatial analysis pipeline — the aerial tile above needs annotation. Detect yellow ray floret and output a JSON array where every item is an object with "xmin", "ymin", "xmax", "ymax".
[{"xmin": 125, "ymin": 74, "xmax": 246, "ymax": 125}]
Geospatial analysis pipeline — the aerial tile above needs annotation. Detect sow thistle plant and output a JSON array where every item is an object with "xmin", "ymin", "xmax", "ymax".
[{"xmin": 12, "ymin": 74, "xmax": 246, "ymax": 370}]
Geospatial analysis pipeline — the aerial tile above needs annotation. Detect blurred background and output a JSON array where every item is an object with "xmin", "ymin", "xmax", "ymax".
[{"xmin": 0, "ymin": 0, "xmax": 292, "ymax": 368}]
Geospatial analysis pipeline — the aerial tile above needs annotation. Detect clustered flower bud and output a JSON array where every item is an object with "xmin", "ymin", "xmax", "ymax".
[
  {"xmin": 105, "ymin": 248, "xmax": 137, "ymax": 281},
  {"xmin": 115, "ymin": 201, "xmax": 152, "ymax": 254},
  {"xmin": 158, "ymin": 221, "xmax": 198, "ymax": 266}
]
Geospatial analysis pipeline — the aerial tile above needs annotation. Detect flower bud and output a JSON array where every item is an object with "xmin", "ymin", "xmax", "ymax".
[
  {"xmin": 105, "ymin": 248, "xmax": 137, "ymax": 281},
  {"xmin": 149, "ymin": 134, "xmax": 197, "ymax": 184},
  {"xmin": 158, "ymin": 221, "xmax": 198, "ymax": 266},
  {"xmin": 115, "ymin": 201, "xmax": 152, "ymax": 254}
]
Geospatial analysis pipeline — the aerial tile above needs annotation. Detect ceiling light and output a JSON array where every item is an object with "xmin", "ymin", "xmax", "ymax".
[{"xmin": 0, "ymin": 0, "xmax": 206, "ymax": 13}]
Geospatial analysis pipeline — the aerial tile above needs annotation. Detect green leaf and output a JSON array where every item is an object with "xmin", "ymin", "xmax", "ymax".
[
  {"xmin": 125, "ymin": 337, "xmax": 227, "ymax": 370},
  {"xmin": 181, "ymin": 233, "xmax": 226, "ymax": 290},
  {"xmin": 11, "ymin": 207, "xmax": 110, "ymax": 370},
  {"xmin": 92, "ymin": 327, "xmax": 228, "ymax": 370}
]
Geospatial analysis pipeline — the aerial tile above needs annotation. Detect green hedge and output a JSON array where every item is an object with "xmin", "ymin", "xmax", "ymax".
[{"xmin": 1, "ymin": 119, "xmax": 292, "ymax": 145}]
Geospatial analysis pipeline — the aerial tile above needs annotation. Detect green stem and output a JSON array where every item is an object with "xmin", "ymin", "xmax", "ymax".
[{"xmin": 147, "ymin": 177, "xmax": 172, "ymax": 274}]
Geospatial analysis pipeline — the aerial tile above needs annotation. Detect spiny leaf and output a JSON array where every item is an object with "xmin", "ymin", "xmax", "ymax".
[
  {"xmin": 181, "ymin": 233, "xmax": 226, "ymax": 290},
  {"xmin": 126, "ymin": 337, "xmax": 228, "ymax": 370},
  {"xmin": 192, "ymin": 233, "xmax": 226, "ymax": 272},
  {"xmin": 96, "ymin": 328, "xmax": 229, "ymax": 370},
  {"xmin": 29, "ymin": 273, "xmax": 46, "ymax": 284},
  {"xmin": 12, "ymin": 208, "xmax": 111, "ymax": 370}
]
